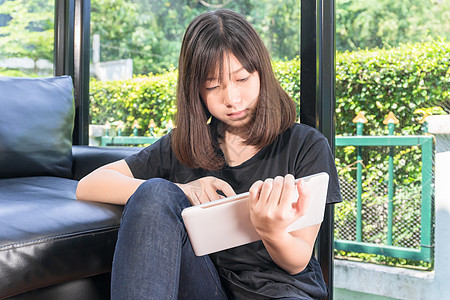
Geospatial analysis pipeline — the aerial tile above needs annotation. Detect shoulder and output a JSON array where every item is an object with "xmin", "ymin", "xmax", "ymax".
[
  {"xmin": 124, "ymin": 132, "xmax": 174, "ymax": 177},
  {"xmin": 290, "ymin": 123, "xmax": 326, "ymax": 136},
  {"xmin": 137, "ymin": 131, "xmax": 173, "ymax": 154},
  {"xmin": 276, "ymin": 123, "xmax": 334, "ymax": 172},
  {"xmin": 282, "ymin": 123, "xmax": 329, "ymax": 146},
  {"xmin": 156, "ymin": 131, "xmax": 173, "ymax": 151},
  {"xmin": 259, "ymin": 123, "xmax": 331, "ymax": 169}
]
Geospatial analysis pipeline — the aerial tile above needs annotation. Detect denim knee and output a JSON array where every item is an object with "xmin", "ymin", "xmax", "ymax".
[{"xmin": 124, "ymin": 178, "xmax": 189, "ymax": 220}]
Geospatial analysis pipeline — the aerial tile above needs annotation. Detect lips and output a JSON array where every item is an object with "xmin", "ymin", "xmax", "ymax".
[{"xmin": 227, "ymin": 109, "xmax": 248, "ymax": 119}]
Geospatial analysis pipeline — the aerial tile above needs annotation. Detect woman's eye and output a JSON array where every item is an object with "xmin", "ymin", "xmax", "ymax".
[
  {"xmin": 237, "ymin": 76, "xmax": 249, "ymax": 82},
  {"xmin": 205, "ymin": 86, "xmax": 218, "ymax": 91}
]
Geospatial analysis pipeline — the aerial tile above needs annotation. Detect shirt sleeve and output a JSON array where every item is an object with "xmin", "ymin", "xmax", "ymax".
[
  {"xmin": 294, "ymin": 128, "xmax": 342, "ymax": 204},
  {"xmin": 124, "ymin": 133, "xmax": 173, "ymax": 180}
]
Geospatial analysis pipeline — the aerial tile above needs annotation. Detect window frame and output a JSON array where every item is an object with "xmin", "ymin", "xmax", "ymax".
[{"xmin": 54, "ymin": 0, "xmax": 90, "ymax": 145}]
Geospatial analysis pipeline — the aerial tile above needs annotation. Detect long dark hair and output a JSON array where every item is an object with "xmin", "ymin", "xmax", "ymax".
[{"xmin": 172, "ymin": 9, "xmax": 296, "ymax": 170}]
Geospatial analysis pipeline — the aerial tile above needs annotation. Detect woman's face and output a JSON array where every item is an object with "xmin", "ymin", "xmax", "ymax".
[{"xmin": 200, "ymin": 53, "xmax": 260, "ymax": 131}]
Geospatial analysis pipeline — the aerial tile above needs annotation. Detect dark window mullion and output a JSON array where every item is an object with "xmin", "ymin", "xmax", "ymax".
[
  {"xmin": 301, "ymin": 1, "xmax": 336, "ymax": 299},
  {"xmin": 72, "ymin": 0, "xmax": 91, "ymax": 145},
  {"xmin": 54, "ymin": 0, "xmax": 74, "ymax": 77},
  {"xmin": 54, "ymin": 0, "xmax": 90, "ymax": 145}
]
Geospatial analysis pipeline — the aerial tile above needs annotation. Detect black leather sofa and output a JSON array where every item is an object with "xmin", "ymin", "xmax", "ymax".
[{"xmin": 0, "ymin": 76, "xmax": 138, "ymax": 299}]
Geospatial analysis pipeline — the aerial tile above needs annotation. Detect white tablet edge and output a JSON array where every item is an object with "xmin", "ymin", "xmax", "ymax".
[{"xmin": 181, "ymin": 172, "xmax": 329, "ymax": 255}]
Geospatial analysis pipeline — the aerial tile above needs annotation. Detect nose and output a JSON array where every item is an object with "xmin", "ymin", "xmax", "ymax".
[{"xmin": 224, "ymin": 84, "xmax": 241, "ymax": 107}]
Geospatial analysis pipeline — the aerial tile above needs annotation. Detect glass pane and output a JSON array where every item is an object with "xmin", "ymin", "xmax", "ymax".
[
  {"xmin": 334, "ymin": 0, "xmax": 449, "ymax": 269},
  {"xmin": 88, "ymin": 0, "xmax": 300, "ymax": 146},
  {"xmin": 0, "ymin": 0, "xmax": 55, "ymax": 77}
]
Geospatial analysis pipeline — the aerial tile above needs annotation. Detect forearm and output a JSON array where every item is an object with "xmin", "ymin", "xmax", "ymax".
[
  {"xmin": 76, "ymin": 169, "xmax": 144, "ymax": 205},
  {"xmin": 260, "ymin": 230, "xmax": 315, "ymax": 275}
]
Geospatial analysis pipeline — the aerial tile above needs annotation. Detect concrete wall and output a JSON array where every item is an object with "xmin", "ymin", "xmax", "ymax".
[
  {"xmin": 91, "ymin": 58, "xmax": 133, "ymax": 81},
  {"xmin": 0, "ymin": 58, "xmax": 53, "ymax": 76},
  {"xmin": 334, "ymin": 115, "xmax": 450, "ymax": 300}
]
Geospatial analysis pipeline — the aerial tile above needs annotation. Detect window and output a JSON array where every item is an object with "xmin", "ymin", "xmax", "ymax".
[
  {"xmin": 334, "ymin": 0, "xmax": 450, "ymax": 268},
  {"xmin": 88, "ymin": 0, "xmax": 300, "ymax": 146},
  {"xmin": 0, "ymin": 0, "xmax": 55, "ymax": 77}
]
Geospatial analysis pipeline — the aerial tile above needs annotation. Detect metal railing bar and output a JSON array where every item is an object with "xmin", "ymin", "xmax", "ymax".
[
  {"xmin": 334, "ymin": 240, "xmax": 432, "ymax": 262},
  {"xmin": 336, "ymin": 136, "xmax": 433, "ymax": 147}
]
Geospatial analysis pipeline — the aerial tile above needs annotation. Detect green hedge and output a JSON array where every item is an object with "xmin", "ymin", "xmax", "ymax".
[
  {"xmin": 90, "ymin": 71, "xmax": 178, "ymax": 136},
  {"xmin": 336, "ymin": 38, "xmax": 449, "ymax": 137},
  {"xmin": 333, "ymin": 39, "xmax": 449, "ymax": 188}
]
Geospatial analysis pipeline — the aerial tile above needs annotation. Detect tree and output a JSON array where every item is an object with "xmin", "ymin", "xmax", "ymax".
[
  {"xmin": 91, "ymin": 0, "xmax": 299, "ymax": 75},
  {"xmin": 249, "ymin": 0, "xmax": 300, "ymax": 61},
  {"xmin": 122, "ymin": 0, "xmax": 255, "ymax": 74},
  {"xmin": 90, "ymin": 0, "xmax": 139, "ymax": 62},
  {"xmin": 5, "ymin": 0, "xmax": 447, "ymax": 77},
  {"xmin": 336, "ymin": 0, "xmax": 450, "ymax": 51},
  {"xmin": 0, "ymin": 0, "xmax": 54, "ymax": 73}
]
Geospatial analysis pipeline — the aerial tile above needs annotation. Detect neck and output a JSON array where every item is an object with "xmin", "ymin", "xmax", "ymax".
[
  {"xmin": 217, "ymin": 124, "xmax": 259, "ymax": 167},
  {"xmin": 218, "ymin": 122, "xmax": 249, "ymax": 141}
]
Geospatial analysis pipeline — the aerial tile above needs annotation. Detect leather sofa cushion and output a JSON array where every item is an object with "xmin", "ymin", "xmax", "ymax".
[
  {"xmin": 0, "ymin": 176, "xmax": 123, "ymax": 298},
  {"xmin": 0, "ymin": 76, "xmax": 74, "ymax": 178}
]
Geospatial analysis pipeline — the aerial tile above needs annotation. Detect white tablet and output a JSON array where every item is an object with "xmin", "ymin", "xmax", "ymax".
[{"xmin": 181, "ymin": 172, "xmax": 329, "ymax": 256}]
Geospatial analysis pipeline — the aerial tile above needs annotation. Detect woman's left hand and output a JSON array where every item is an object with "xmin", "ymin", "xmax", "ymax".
[{"xmin": 248, "ymin": 174, "xmax": 310, "ymax": 240}]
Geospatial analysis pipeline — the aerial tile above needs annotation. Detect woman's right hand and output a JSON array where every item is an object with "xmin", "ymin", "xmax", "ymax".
[{"xmin": 175, "ymin": 177, "xmax": 236, "ymax": 206}]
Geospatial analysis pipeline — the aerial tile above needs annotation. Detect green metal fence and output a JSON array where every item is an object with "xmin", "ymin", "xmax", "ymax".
[
  {"xmin": 100, "ymin": 119, "xmax": 164, "ymax": 146},
  {"xmin": 334, "ymin": 113, "xmax": 434, "ymax": 262},
  {"xmin": 101, "ymin": 135, "xmax": 159, "ymax": 146}
]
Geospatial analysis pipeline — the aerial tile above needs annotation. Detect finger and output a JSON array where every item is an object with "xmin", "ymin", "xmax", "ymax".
[
  {"xmin": 294, "ymin": 179, "xmax": 310, "ymax": 216},
  {"xmin": 212, "ymin": 178, "xmax": 236, "ymax": 198},
  {"xmin": 249, "ymin": 180, "xmax": 264, "ymax": 206},
  {"xmin": 259, "ymin": 178, "xmax": 274, "ymax": 203},
  {"xmin": 203, "ymin": 183, "xmax": 221, "ymax": 202},
  {"xmin": 269, "ymin": 176, "xmax": 284, "ymax": 205},
  {"xmin": 279, "ymin": 174, "xmax": 296, "ymax": 209},
  {"xmin": 184, "ymin": 181, "xmax": 203, "ymax": 204},
  {"xmin": 186, "ymin": 182, "xmax": 211, "ymax": 204},
  {"xmin": 190, "ymin": 189, "xmax": 201, "ymax": 206}
]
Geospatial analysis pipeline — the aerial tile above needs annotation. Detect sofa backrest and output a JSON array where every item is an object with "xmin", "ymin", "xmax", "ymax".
[{"xmin": 0, "ymin": 76, "xmax": 75, "ymax": 178}]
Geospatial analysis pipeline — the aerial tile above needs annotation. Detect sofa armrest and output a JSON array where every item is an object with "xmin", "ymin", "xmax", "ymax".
[{"xmin": 72, "ymin": 146, "xmax": 141, "ymax": 180}]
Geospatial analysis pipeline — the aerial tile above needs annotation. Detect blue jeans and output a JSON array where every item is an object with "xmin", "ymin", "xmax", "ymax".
[{"xmin": 111, "ymin": 178, "xmax": 228, "ymax": 300}]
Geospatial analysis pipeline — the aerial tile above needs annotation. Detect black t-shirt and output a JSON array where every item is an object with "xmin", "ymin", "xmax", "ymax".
[{"xmin": 125, "ymin": 123, "xmax": 342, "ymax": 299}]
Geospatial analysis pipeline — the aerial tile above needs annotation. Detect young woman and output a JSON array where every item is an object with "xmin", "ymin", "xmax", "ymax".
[{"xmin": 76, "ymin": 9, "xmax": 341, "ymax": 300}]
